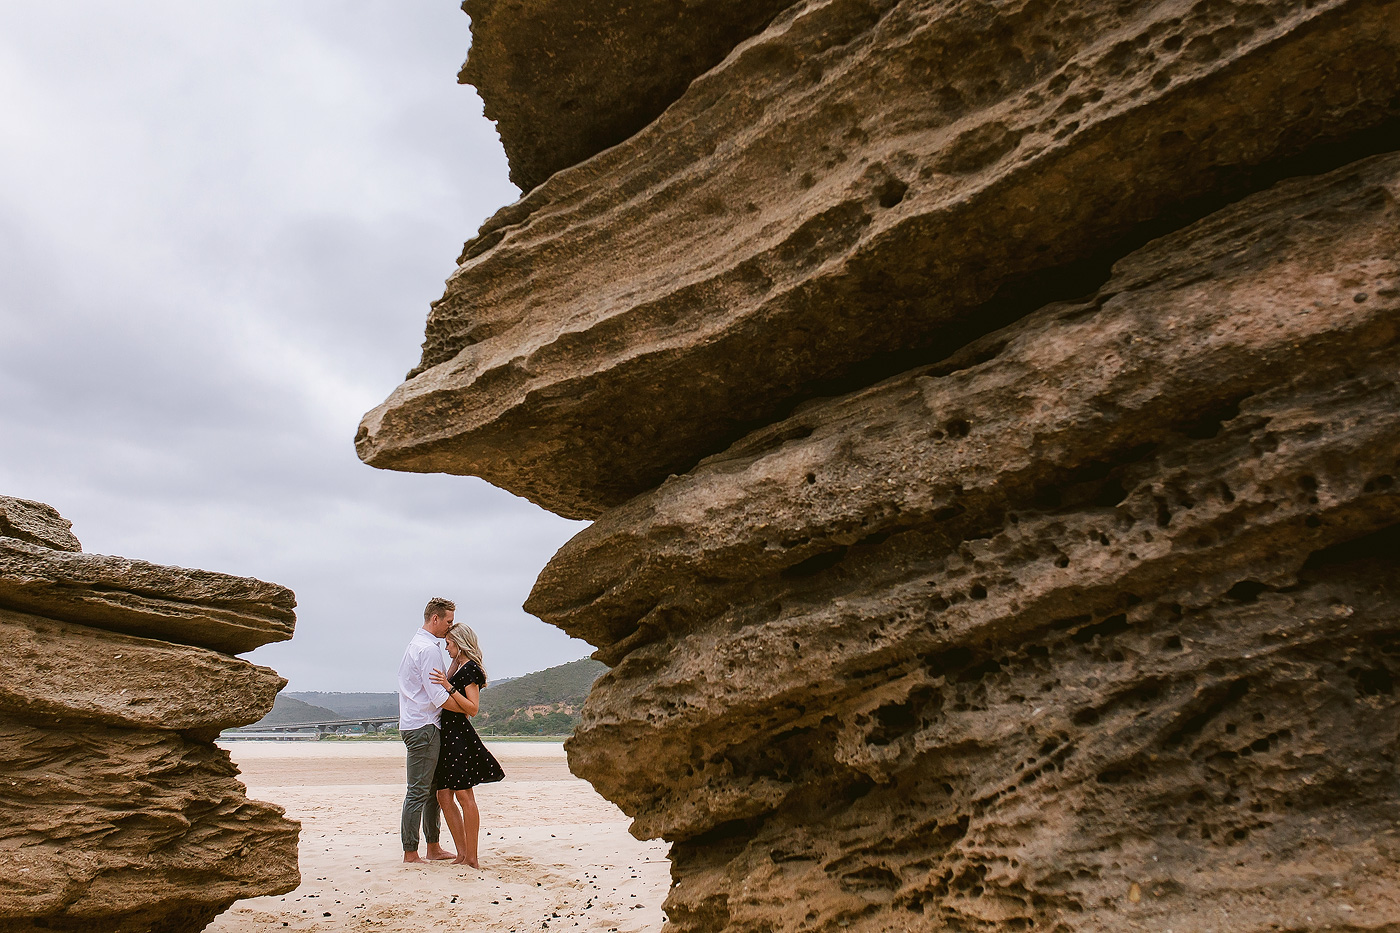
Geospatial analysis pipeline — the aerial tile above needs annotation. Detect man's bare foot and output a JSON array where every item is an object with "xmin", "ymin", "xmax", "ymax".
[
  {"xmin": 425, "ymin": 844, "xmax": 456, "ymax": 860},
  {"xmin": 403, "ymin": 852, "xmax": 427, "ymax": 864}
]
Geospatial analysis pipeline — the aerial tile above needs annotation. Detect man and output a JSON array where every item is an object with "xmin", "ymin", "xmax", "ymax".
[{"xmin": 397, "ymin": 596, "xmax": 457, "ymax": 863}]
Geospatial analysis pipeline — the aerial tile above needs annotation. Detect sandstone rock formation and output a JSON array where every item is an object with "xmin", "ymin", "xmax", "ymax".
[
  {"xmin": 0, "ymin": 503, "xmax": 299, "ymax": 932},
  {"xmin": 0, "ymin": 497, "xmax": 81, "ymax": 552},
  {"xmin": 360, "ymin": 0, "xmax": 1400, "ymax": 519},
  {"xmin": 363, "ymin": 0, "xmax": 1400, "ymax": 929}
]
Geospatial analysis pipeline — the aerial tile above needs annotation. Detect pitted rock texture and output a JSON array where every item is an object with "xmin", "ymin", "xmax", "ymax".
[
  {"xmin": 0, "ymin": 724, "xmax": 299, "ymax": 933},
  {"xmin": 0, "ymin": 497, "xmax": 80, "ymax": 552},
  {"xmin": 657, "ymin": 546, "xmax": 1400, "ymax": 932},
  {"xmin": 359, "ymin": 0, "xmax": 1400, "ymax": 518},
  {"xmin": 0, "ymin": 502, "xmax": 299, "ymax": 932},
  {"xmin": 460, "ymin": 0, "xmax": 796, "ymax": 191},
  {"xmin": 0, "ymin": 537, "xmax": 296, "ymax": 654},
  {"xmin": 535, "ymin": 154, "xmax": 1400, "ymax": 929},
  {"xmin": 529, "ymin": 152, "xmax": 1400, "ymax": 655}
]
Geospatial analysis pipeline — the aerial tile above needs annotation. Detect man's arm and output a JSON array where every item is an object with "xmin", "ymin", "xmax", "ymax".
[{"xmin": 416, "ymin": 644, "xmax": 451, "ymax": 709}]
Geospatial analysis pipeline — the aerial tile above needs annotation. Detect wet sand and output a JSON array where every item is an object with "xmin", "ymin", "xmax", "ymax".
[{"xmin": 207, "ymin": 740, "xmax": 669, "ymax": 932}]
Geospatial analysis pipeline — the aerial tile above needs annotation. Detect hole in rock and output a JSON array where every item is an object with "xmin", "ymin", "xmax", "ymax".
[
  {"xmin": 1069, "ymin": 614, "xmax": 1129, "ymax": 644},
  {"xmin": 840, "ymin": 865, "xmax": 902, "ymax": 891},
  {"xmin": 1225, "ymin": 580, "xmax": 1271, "ymax": 603},
  {"xmin": 781, "ymin": 545, "xmax": 849, "ymax": 579},
  {"xmin": 1302, "ymin": 521, "xmax": 1400, "ymax": 572},
  {"xmin": 876, "ymin": 178, "xmax": 909, "ymax": 209},
  {"xmin": 1180, "ymin": 397, "xmax": 1245, "ymax": 439},
  {"xmin": 1164, "ymin": 678, "xmax": 1251, "ymax": 747},
  {"xmin": 1350, "ymin": 666, "xmax": 1395, "ymax": 697}
]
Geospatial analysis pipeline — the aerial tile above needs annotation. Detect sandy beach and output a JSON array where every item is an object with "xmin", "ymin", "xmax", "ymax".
[{"xmin": 207, "ymin": 740, "xmax": 669, "ymax": 933}]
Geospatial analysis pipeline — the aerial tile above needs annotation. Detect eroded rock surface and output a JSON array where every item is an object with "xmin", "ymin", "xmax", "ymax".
[
  {"xmin": 360, "ymin": 0, "xmax": 1400, "ymax": 518},
  {"xmin": 0, "ymin": 607, "xmax": 285, "ymax": 735},
  {"xmin": 0, "ymin": 497, "xmax": 81, "ymax": 552},
  {"xmin": 529, "ymin": 152, "xmax": 1400, "ymax": 653},
  {"xmin": 460, "ymin": 0, "xmax": 796, "ymax": 191},
  {"xmin": 543, "ymin": 155, "xmax": 1400, "ymax": 930},
  {"xmin": 0, "ymin": 724, "xmax": 298, "ymax": 933},
  {"xmin": 0, "ymin": 537, "xmax": 296, "ymax": 654},
  {"xmin": 363, "ymin": 0, "xmax": 1400, "ymax": 929},
  {"xmin": 0, "ymin": 503, "xmax": 299, "ymax": 931}
]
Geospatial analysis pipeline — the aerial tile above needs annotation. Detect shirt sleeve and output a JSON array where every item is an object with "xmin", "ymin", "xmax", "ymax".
[{"xmin": 417, "ymin": 643, "xmax": 451, "ymax": 708}]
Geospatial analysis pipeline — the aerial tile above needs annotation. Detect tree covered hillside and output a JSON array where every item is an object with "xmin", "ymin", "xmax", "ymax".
[
  {"xmin": 477, "ymin": 658, "xmax": 608, "ymax": 735},
  {"xmin": 250, "ymin": 695, "xmax": 341, "ymax": 726},
  {"xmin": 268, "ymin": 657, "xmax": 608, "ymax": 735}
]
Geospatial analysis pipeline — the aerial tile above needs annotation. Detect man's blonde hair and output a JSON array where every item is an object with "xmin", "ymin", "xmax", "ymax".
[{"xmin": 423, "ymin": 597, "xmax": 456, "ymax": 621}]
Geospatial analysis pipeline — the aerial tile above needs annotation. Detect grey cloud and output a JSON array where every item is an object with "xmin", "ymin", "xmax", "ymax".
[{"xmin": 0, "ymin": 1, "xmax": 591, "ymax": 690}]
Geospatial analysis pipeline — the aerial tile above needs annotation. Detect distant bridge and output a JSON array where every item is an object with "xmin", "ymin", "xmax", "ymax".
[{"xmin": 224, "ymin": 716, "xmax": 400, "ymax": 737}]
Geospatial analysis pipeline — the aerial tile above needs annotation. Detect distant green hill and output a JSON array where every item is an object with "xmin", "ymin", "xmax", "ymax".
[
  {"xmin": 285, "ymin": 692, "xmax": 398, "ymax": 718},
  {"xmin": 477, "ymin": 658, "xmax": 608, "ymax": 735},
  {"xmin": 276, "ymin": 658, "xmax": 608, "ymax": 736},
  {"xmin": 248, "ymin": 695, "xmax": 341, "ymax": 726}
]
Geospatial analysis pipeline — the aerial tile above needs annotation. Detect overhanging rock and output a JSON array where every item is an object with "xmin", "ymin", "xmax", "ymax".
[{"xmin": 360, "ymin": 0, "xmax": 1400, "ymax": 519}]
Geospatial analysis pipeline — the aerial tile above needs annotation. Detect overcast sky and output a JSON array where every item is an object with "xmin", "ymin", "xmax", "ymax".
[{"xmin": 0, "ymin": 2, "xmax": 594, "ymax": 690}]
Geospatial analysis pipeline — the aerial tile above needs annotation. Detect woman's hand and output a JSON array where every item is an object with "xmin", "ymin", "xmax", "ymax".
[{"xmin": 430, "ymin": 668, "xmax": 451, "ymax": 689}]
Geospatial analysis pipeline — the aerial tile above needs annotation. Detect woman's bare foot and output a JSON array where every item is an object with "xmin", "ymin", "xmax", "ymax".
[{"xmin": 425, "ymin": 843, "xmax": 457, "ymax": 860}]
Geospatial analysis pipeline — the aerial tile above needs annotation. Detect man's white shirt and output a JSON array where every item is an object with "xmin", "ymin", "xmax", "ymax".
[{"xmin": 398, "ymin": 628, "xmax": 450, "ymax": 730}]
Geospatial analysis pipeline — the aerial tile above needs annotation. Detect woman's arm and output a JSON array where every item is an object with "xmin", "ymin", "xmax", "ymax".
[{"xmin": 441, "ymin": 682, "xmax": 480, "ymax": 716}]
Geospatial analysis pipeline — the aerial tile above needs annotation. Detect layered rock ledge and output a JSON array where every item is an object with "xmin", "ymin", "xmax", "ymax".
[
  {"xmin": 0, "ymin": 504, "xmax": 299, "ymax": 932},
  {"xmin": 360, "ymin": 0, "xmax": 1400, "ymax": 518},
  {"xmin": 532, "ymin": 155, "xmax": 1400, "ymax": 929}
]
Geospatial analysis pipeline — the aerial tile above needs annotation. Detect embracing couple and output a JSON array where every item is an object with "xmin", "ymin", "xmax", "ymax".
[{"xmin": 397, "ymin": 596, "xmax": 504, "ymax": 867}]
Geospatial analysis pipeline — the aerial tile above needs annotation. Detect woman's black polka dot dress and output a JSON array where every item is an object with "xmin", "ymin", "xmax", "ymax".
[{"xmin": 434, "ymin": 660, "xmax": 504, "ymax": 790}]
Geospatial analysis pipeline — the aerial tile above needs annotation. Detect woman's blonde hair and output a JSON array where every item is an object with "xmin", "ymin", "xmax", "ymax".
[{"xmin": 443, "ymin": 622, "xmax": 486, "ymax": 684}]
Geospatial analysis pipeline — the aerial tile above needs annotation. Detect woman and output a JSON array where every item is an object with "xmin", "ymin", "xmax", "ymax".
[{"xmin": 430, "ymin": 622, "xmax": 504, "ymax": 868}]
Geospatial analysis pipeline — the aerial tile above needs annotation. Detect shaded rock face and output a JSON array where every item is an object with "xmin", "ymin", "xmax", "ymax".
[
  {"xmin": 460, "ymin": 0, "xmax": 797, "ymax": 192},
  {"xmin": 365, "ymin": 0, "xmax": 1400, "ymax": 930},
  {"xmin": 0, "ymin": 502, "xmax": 298, "ymax": 932},
  {"xmin": 360, "ymin": 0, "xmax": 1400, "ymax": 519}
]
